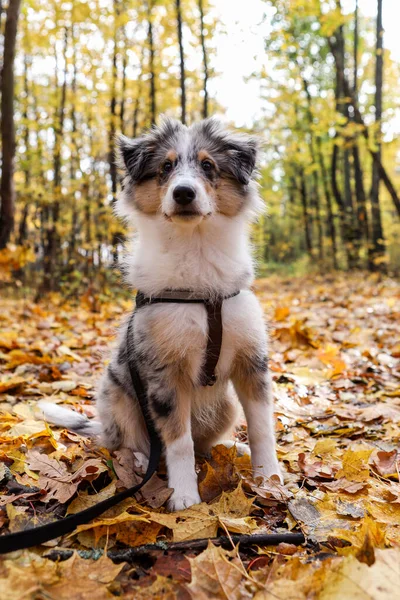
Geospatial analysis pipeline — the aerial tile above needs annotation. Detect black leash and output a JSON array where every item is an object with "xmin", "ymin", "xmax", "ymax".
[{"xmin": 0, "ymin": 315, "xmax": 163, "ymax": 554}]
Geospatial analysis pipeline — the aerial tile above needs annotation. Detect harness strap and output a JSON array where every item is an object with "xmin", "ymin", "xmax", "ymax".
[
  {"xmin": 201, "ymin": 299, "xmax": 223, "ymax": 386},
  {"xmin": 0, "ymin": 316, "xmax": 162, "ymax": 555},
  {"xmin": 135, "ymin": 289, "xmax": 240, "ymax": 386}
]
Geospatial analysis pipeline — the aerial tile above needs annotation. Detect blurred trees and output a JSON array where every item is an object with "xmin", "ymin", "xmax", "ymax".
[
  {"xmin": 253, "ymin": 0, "xmax": 400, "ymax": 274},
  {"xmin": 0, "ymin": 0, "xmax": 399, "ymax": 293},
  {"xmin": 0, "ymin": 0, "xmax": 216, "ymax": 291}
]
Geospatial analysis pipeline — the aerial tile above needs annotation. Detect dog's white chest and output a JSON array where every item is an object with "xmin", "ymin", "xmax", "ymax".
[{"xmin": 137, "ymin": 291, "xmax": 266, "ymax": 381}]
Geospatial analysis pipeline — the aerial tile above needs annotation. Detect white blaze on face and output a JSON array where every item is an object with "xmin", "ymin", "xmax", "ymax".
[{"xmin": 161, "ymin": 132, "xmax": 214, "ymax": 225}]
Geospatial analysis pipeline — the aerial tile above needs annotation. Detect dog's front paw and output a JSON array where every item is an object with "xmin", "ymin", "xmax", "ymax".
[
  {"xmin": 167, "ymin": 490, "xmax": 201, "ymax": 512},
  {"xmin": 267, "ymin": 465, "xmax": 284, "ymax": 485},
  {"xmin": 254, "ymin": 460, "xmax": 284, "ymax": 485}
]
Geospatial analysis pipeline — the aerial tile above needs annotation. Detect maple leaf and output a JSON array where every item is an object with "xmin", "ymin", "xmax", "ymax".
[
  {"xmin": 26, "ymin": 450, "xmax": 107, "ymax": 503},
  {"xmin": 336, "ymin": 447, "xmax": 373, "ymax": 482},
  {"xmin": 0, "ymin": 552, "xmax": 125, "ymax": 600},
  {"xmin": 187, "ymin": 541, "xmax": 253, "ymax": 600}
]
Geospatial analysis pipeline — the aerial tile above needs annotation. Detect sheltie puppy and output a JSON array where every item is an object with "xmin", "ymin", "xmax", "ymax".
[{"xmin": 40, "ymin": 118, "xmax": 282, "ymax": 511}]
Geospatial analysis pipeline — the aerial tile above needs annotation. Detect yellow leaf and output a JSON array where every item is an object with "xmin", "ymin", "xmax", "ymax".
[
  {"xmin": 274, "ymin": 306, "xmax": 290, "ymax": 321},
  {"xmin": 336, "ymin": 447, "xmax": 373, "ymax": 482},
  {"xmin": 319, "ymin": 549, "xmax": 400, "ymax": 600},
  {"xmin": 0, "ymin": 377, "xmax": 26, "ymax": 393}
]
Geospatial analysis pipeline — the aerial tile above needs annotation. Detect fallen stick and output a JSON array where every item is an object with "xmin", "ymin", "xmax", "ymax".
[{"xmin": 44, "ymin": 532, "xmax": 305, "ymax": 564}]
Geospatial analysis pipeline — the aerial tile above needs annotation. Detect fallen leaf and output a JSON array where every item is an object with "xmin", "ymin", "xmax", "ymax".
[
  {"xmin": 336, "ymin": 447, "xmax": 373, "ymax": 482},
  {"xmin": 187, "ymin": 541, "xmax": 253, "ymax": 599},
  {"xmin": 0, "ymin": 551, "xmax": 125, "ymax": 600},
  {"xmin": 319, "ymin": 549, "xmax": 400, "ymax": 600}
]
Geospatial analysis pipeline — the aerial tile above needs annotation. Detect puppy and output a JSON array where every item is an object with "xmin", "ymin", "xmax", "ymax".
[{"xmin": 41, "ymin": 118, "xmax": 282, "ymax": 511}]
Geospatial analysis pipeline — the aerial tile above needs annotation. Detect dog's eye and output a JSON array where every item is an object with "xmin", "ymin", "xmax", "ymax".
[
  {"xmin": 201, "ymin": 159, "xmax": 213, "ymax": 173},
  {"xmin": 163, "ymin": 160, "xmax": 173, "ymax": 174}
]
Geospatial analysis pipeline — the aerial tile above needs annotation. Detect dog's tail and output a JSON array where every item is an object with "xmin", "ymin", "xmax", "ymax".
[{"xmin": 38, "ymin": 401, "xmax": 102, "ymax": 437}]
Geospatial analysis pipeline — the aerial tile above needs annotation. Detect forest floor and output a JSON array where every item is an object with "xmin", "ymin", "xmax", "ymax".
[{"xmin": 0, "ymin": 272, "xmax": 399, "ymax": 599}]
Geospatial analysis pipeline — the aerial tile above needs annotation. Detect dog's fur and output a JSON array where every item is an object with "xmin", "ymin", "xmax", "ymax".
[{"xmin": 40, "ymin": 118, "xmax": 282, "ymax": 511}]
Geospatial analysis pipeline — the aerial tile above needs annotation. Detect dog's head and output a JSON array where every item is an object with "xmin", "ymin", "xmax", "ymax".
[{"xmin": 116, "ymin": 118, "xmax": 262, "ymax": 226}]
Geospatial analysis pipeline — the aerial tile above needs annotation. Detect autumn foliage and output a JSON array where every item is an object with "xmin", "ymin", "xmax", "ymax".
[
  {"xmin": 0, "ymin": 273, "xmax": 399, "ymax": 598},
  {"xmin": 0, "ymin": 0, "xmax": 400, "ymax": 294}
]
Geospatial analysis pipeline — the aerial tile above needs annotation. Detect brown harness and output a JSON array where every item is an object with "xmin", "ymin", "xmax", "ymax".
[{"xmin": 135, "ymin": 289, "xmax": 240, "ymax": 386}]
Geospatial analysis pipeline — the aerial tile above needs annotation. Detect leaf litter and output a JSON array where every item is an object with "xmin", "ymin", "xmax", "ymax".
[{"xmin": 0, "ymin": 273, "xmax": 399, "ymax": 598}]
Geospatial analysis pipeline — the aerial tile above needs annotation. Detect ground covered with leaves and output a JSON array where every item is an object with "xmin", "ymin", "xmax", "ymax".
[{"xmin": 0, "ymin": 273, "xmax": 399, "ymax": 599}]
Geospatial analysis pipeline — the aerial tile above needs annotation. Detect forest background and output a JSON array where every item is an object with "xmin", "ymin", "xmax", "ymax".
[{"xmin": 0, "ymin": 0, "xmax": 399, "ymax": 296}]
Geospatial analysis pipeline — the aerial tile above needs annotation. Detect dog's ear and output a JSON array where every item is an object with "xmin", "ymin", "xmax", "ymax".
[
  {"xmin": 197, "ymin": 119, "xmax": 259, "ymax": 185},
  {"xmin": 225, "ymin": 137, "xmax": 258, "ymax": 185},
  {"xmin": 116, "ymin": 134, "xmax": 155, "ymax": 182}
]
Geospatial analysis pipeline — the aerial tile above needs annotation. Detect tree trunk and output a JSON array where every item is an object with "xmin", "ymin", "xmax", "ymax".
[
  {"xmin": 348, "ymin": 89, "xmax": 400, "ymax": 217},
  {"xmin": 132, "ymin": 45, "xmax": 145, "ymax": 137},
  {"xmin": 147, "ymin": 0, "xmax": 156, "ymax": 126},
  {"xmin": 329, "ymin": 14, "xmax": 400, "ymax": 218},
  {"xmin": 18, "ymin": 48, "xmax": 31, "ymax": 245},
  {"xmin": 0, "ymin": 0, "xmax": 22, "ymax": 249},
  {"xmin": 353, "ymin": 0, "xmax": 358, "ymax": 97},
  {"xmin": 301, "ymin": 77, "xmax": 323, "ymax": 262},
  {"xmin": 317, "ymin": 137, "xmax": 338, "ymax": 269},
  {"xmin": 40, "ymin": 26, "xmax": 68, "ymax": 292},
  {"xmin": 109, "ymin": 1, "xmax": 119, "ymax": 205},
  {"xmin": 120, "ymin": 25, "xmax": 127, "ymax": 135},
  {"xmin": 351, "ymin": 0, "xmax": 370, "ymax": 259},
  {"xmin": 109, "ymin": 0, "xmax": 124, "ymax": 264},
  {"xmin": 329, "ymin": 8, "xmax": 360, "ymax": 269},
  {"xmin": 369, "ymin": 0, "xmax": 386, "ymax": 270},
  {"xmin": 176, "ymin": 0, "xmax": 186, "ymax": 124},
  {"xmin": 299, "ymin": 172, "xmax": 313, "ymax": 257},
  {"xmin": 198, "ymin": 0, "xmax": 209, "ymax": 118},
  {"xmin": 68, "ymin": 25, "xmax": 79, "ymax": 268}
]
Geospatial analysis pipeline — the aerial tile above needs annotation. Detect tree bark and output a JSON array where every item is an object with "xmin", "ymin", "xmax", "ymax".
[
  {"xmin": 109, "ymin": 0, "xmax": 119, "ymax": 205},
  {"xmin": 198, "ymin": 0, "xmax": 209, "ymax": 118},
  {"xmin": 120, "ymin": 25, "xmax": 127, "ymax": 135},
  {"xmin": 330, "ymin": 24, "xmax": 400, "ymax": 218},
  {"xmin": 109, "ymin": 0, "xmax": 124, "ymax": 265},
  {"xmin": 369, "ymin": 0, "xmax": 386, "ymax": 269},
  {"xmin": 40, "ymin": 26, "xmax": 69, "ymax": 292},
  {"xmin": 147, "ymin": 0, "xmax": 156, "ymax": 126},
  {"xmin": 301, "ymin": 77, "xmax": 323, "ymax": 262},
  {"xmin": 299, "ymin": 172, "xmax": 313, "ymax": 257},
  {"xmin": 176, "ymin": 0, "xmax": 186, "ymax": 124},
  {"xmin": 68, "ymin": 24, "xmax": 79, "ymax": 267},
  {"xmin": 132, "ymin": 45, "xmax": 145, "ymax": 137},
  {"xmin": 317, "ymin": 137, "xmax": 338, "ymax": 269},
  {"xmin": 0, "ymin": 0, "xmax": 22, "ymax": 249},
  {"xmin": 18, "ymin": 48, "xmax": 31, "ymax": 245},
  {"xmin": 329, "ymin": 8, "xmax": 360, "ymax": 269},
  {"xmin": 351, "ymin": 0, "xmax": 369, "ymax": 248}
]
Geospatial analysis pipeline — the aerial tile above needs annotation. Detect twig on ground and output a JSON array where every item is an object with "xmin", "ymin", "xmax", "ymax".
[{"xmin": 44, "ymin": 532, "xmax": 305, "ymax": 564}]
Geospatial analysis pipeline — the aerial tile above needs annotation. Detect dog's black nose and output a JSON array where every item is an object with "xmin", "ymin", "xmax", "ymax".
[{"xmin": 173, "ymin": 185, "xmax": 196, "ymax": 205}]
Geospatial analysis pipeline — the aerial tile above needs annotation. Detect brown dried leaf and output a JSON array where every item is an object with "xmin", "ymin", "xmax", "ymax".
[
  {"xmin": 187, "ymin": 541, "xmax": 253, "ymax": 600},
  {"xmin": 0, "ymin": 551, "xmax": 125, "ymax": 600}
]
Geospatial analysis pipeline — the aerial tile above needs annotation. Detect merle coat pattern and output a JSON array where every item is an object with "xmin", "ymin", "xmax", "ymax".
[{"xmin": 40, "ymin": 118, "xmax": 282, "ymax": 511}]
